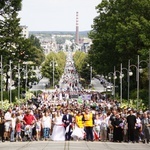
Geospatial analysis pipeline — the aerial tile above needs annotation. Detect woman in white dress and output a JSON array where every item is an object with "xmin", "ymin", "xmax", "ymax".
[
  {"xmin": 51, "ymin": 111, "xmax": 65, "ymax": 141},
  {"xmin": 71, "ymin": 111, "xmax": 85, "ymax": 140}
]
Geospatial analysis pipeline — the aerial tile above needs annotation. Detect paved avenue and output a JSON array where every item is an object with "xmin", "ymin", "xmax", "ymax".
[{"xmin": 0, "ymin": 141, "xmax": 149, "ymax": 150}]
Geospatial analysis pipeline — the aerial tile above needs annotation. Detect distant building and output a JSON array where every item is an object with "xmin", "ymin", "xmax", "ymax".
[
  {"xmin": 80, "ymin": 37, "xmax": 92, "ymax": 53},
  {"xmin": 20, "ymin": 25, "xmax": 29, "ymax": 38},
  {"xmin": 40, "ymin": 38, "xmax": 57, "ymax": 55}
]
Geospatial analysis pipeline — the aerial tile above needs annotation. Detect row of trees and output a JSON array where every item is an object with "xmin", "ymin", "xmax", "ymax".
[
  {"xmin": 41, "ymin": 51, "xmax": 66, "ymax": 87},
  {"xmin": 0, "ymin": 0, "xmax": 45, "ymax": 103},
  {"xmin": 73, "ymin": 51, "xmax": 96, "ymax": 88},
  {"xmin": 88, "ymin": 0, "xmax": 150, "ymax": 107}
]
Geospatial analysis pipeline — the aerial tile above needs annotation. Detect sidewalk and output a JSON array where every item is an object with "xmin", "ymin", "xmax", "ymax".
[{"xmin": 0, "ymin": 141, "xmax": 149, "ymax": 150}]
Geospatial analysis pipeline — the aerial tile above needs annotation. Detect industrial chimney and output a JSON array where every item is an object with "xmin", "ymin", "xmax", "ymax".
[{"xmin": 75, "ymin": 12, "xmax": 79, "ymax": 45}]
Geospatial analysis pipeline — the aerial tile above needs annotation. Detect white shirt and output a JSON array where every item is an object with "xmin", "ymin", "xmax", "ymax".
[
  {"xmin": 11, "ymin": 117, "xmax": 16, "ymax": 130},
  {"xmin": 42, "ymin": 116, "xmax": 51, "ymax": 128}
]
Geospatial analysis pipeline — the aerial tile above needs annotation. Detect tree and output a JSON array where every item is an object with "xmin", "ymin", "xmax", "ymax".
[
  {"xmin": 41, "ymin": 52, "xmax": 66, "ymax": 87},
  {"xmin": 0, "ymin": 0, "xmax": 45, "ymax": 91},
  {"xmin": 89, "ymin": 0, "xmax": 150, "ymax": 74},
  {"xmin": 0, "ymin": 0, "xmax": 22, "ymax": 63},
  {"xmin": 89, "ymin": 0, "xmax": 150, "ymax": 103},
  {"xmin": 73, "ymin": 51, "xmax": 96, "ymax": 86},
  {"xmin": 29, "ymin": 35, "xmax": 43, "ymax": 52}
]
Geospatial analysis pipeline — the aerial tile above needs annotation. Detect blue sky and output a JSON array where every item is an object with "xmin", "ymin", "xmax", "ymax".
[{"xmin": 18, "ymin": 0, "xmax": 101, "ymax": 31}]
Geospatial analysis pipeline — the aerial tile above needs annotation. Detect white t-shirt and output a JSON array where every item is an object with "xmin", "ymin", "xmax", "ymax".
[
  {"xmin": 11, "ymin": 117, "xmax": 16, "ymax": 130},
  {"xmin": 42, "ymin": 116, "xmax": 51, "ymax": 128}
]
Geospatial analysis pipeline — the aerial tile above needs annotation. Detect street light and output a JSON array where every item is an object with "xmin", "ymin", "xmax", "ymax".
[
  {"xmin": 134, "ymin": 53, "xmax": 150, "ymax": 110},
  {"xmin": 0, "ymin": 57, "xmax": 14, "ymax": 105},
  {"xmin": 9, "ymin": 60, "xmax": 12, "ymax": 104},
  {"xmin": 2, "ymin": 60, "xmax": 13, "ymax": 104},
  {"xmin": 22, "ymin": 61, "xmax": 34, "ymax": 92},
  {"xmin": 15, "ymin": 64, "xmax": 26, "ymax": 102},
  {"xmin": 128, "ymin": 56, "xmax": 143, "ymax": 109},
  {"xmin": 108, "ymin": 71, "xmax": 114, "ymax": 98},
  {"xmin": 50, "ymin": 58, "xmax": 58, "ymax": 88},
  {"xmin": 148, "ymin": 50, "xmax": 150, "ymax": 110},
  {"xmin": 23, "ymin": 69, "xmax": 35, "ymax": 93},
  {"xmin": 113, "ymin": 64, "xmax": 124, "ymax": 104},
  {"xmin": 0, "ymin": 55, "xmax": 3, "ymax": 109},
  {"xmin": 87, "ymin": 64, "xmax": 92, "ymax": 85}
]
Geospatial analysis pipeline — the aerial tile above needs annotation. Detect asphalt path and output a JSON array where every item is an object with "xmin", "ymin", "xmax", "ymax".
[
  {"xmin": 91, "ymin": 78, "xmax": 105, "ymax": 92},
  {"xmin": 0, "ymin": 141, "xmax": 149, "ymax": 150}
]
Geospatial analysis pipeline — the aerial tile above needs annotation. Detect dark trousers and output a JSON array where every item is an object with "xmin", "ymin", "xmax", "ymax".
[
  {"xmin": 65, "ymin": 126, "xmax": 72, "ymax": 141},
  {"xmin": 128, "ymin": 127, "xmax": 135, "ymax": 142},
  {"xmin": 85, "ymin": 127, "xmax": 93, "ymax": 141},
  {"xmin": 0, "ymin": 124, "xmax": 5, "ymax": 141},
  {"xmin": 134, "ymin": 127, "xmax": 140, "ymax": 142}
]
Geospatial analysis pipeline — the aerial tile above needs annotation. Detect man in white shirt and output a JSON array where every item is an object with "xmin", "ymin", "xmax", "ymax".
[{"xmin": 4, "ymin": 108, "xmax": 12, "ymax": 141}]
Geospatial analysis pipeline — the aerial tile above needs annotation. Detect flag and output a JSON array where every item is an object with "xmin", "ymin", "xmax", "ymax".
[{"xmin": 77, "ymin": 96, "xmax": 83, "ymax": 104}]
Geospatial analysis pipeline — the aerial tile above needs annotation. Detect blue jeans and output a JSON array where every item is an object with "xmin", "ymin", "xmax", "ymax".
[
  {"xmin": 43, "ymin": 128, "xmax": 50, "ymax": 138},
  {"xmin": 10, "ymin": 129, "xmax": 15, "ymax": 141}
]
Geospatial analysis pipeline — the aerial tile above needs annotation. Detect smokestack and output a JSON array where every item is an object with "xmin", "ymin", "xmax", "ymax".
[{"xmin": 75, "ymin": 12, "xmax": 79, "ymax": 45}]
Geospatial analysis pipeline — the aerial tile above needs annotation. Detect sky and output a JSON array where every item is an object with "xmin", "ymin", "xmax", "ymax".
[{"xmin": 18, "ymin": 0, "xmax": 101, "ymax": 31}]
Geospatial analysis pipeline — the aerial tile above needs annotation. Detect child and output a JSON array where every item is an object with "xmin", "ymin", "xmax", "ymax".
[
  {"xmin": 15, "ymin": 118, "xmax": 22, "ymax": 141},
  {"xmin": 35, "ymin": 117, "xmax": 41, "ymax": 141}
]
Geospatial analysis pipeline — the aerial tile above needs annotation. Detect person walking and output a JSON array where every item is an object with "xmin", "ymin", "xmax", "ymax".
[
  {"xmin": 0, "ymin": 111, "xmax": 5, "ymax": 142},
  {"xmin": 113, "ymin": 114, "xmax": 123, "ymax": 142},
  {"xmin": 127, "ymin": 110, "xmax": 136, "ymax": 143},
  {"xmin": 141, "ymin": 112, "xmax": 150, "ymax": 144},
  {"xmin": 51, "ymin": 111, "xmax": 65, "ymax": 141},
  {"xmin": 62, "ymin": 109, "xmax": 73, "ymax": 141},
  {"xmin": 41, "ymin": 111, "xmax": 52, "ymax": 141},
  {"xmin": 10, "ymin": 113, "xmax": 17, "ymax": 142},
  {"xmin": 83, "ymin": 108, "xmax": 94, "ymax": 142},
  {"xmin": 71, "ymin": 110, "xmax": 84, "ymax": 140}
]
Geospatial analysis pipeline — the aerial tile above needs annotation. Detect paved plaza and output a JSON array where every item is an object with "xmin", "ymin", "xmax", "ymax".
[{"xmin": 0, "ymin": 141, "xmax": 149, "ymax": 150}]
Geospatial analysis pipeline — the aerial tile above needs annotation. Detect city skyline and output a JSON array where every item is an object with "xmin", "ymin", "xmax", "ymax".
[{"xmin": 18, "ymin": 0, "xmax": 101, "ymax": 31}]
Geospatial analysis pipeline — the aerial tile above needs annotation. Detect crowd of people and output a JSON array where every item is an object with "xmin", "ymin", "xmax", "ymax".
[
  {"xmin": 0, "ymin": 52, "xmax": 150, "ymax": 143},
  {"xmin": 0, "ymin": 90, "xmax": 149, "ymax": 143}
]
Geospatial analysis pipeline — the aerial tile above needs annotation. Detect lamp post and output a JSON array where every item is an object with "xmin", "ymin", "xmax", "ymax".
[
  {"xmin": 113, "ymin": 66, "xmax": 116, "ymax": 100},
  {"xmin": 108, "ymin": 72, "xmax": 114, "ymax": 98},
  {"xmin": 87, "ymin": 64, "xmax": 92, "ymax": 85},
  {"xmin": 148, "ymin": 50, "xmax": 150, "ymax": 110},
  {"xmin": 15, "ymin": 64, "xmax": 23, "ymax": 101},
  {"xmin": 50, "ymin": 58, "xmax": 58, "ymax": 88},
  {"xmin": 128, "ymin": 56, "xmax": 143, "ymax": 109},
  {"xmin": 120, "ymin": 63, "xmax": 123, "ymax": 104},
  {"xmin": 9, "ymin": 60, "xmax": 12, "ymax": 104},
  {"xmin": 135, "ymin": 53, "xmax": 150, "ymax": 110},
  {"xmin": 128, "ymin": 64, "xmax": 139, "ymax": 109},
  {"xmin": 90, "ymin": 66, "xmax": 92, "ymax": 85},
  {"xmin": 17, "ymin": 64, "xmax": 21, "ymax": 101},
  {"xmin": 127, "ymin": 60, "xmax": 134, "ymax": 106},
  {"xmin": 10, "ymin": 64, "xmax": 24, "ymax": 102},
  {"xmin": 0, "ymin": 56, "xmax": 14, "ymax": 105},
  {"xmin": 22, "ymin": 61, "xmax": 34, "ymax": 92},
  {"xmin": 23, "ymin": 69, "xmax": 35, "ymax": 93},
  {"xmin": 113, "ymin": 64, "xmax": 124, "ymax": 104},
  {"xmin": 0, "ymin": 55, "xmax": 3, "ymax": 109}
]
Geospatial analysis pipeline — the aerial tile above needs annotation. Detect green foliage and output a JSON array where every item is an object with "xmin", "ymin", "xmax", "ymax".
[
  {"xmin": 121, "ymin": 98, "xmax": 147, "ymax": 111},
  {"xmin": 29, "ymin": 35, "xmax": 43, "ymax": 52},
  {"xmin": 41, "ymin": 52, "xmax": 66, "ymax": 87},
  {"xmin": 73, "ymin": 51, "xmax": 97, "ymax": 86},
  {"xmin": 88, "ymin": 0, "xmax": 150, "ymax": 102},
  {"xmin": 89, "ymin": 0, "xmax": 150, "ymax": 74},
  {"xmin": 0, "ymin": 0, "xmax": 45, "ymax": 92}
]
